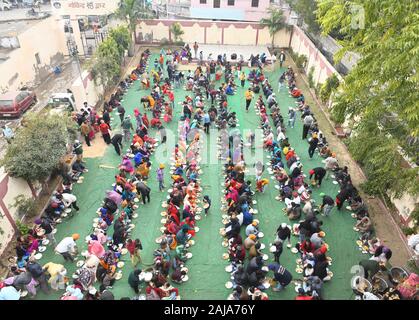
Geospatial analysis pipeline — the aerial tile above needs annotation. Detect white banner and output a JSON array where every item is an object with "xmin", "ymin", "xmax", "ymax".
[{"xmin": 51, "ymin": 0, "xmax": 119, "ymax": 16}]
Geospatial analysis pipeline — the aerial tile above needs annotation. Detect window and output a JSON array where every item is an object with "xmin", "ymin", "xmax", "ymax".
[
  {"xmin": 213, "ymin": 0, "xmax": 220, "ymax": 8},
  {"xmin": 228, "ymin": 0, "xmax": 235, "ymax": 5},
  {"xmin": 35, "ymin": 53, "xmax": 41, "ymax": 65},
  {"xmin": 251, "ymin": 0, "xmax": 259, "ymax": 7},
  {"xmin": 200, "ymin": 0, "xmax": 206, "ymax": 3},
  {"xmin": 16, "ymin": 93, "xmax": 27, "ymax": 103}
]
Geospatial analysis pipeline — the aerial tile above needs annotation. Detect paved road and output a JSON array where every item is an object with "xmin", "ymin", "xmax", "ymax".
[
  {"xmin": 0, "ymin": 4, "xmax": 51, "ymax": 22},
  {"xmin": 0, "ymin": 59, "xmax": 80, "ymax": 157}
]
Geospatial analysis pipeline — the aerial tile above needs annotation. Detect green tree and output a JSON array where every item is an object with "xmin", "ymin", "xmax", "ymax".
[
  {"xmin": 90, "ymin": 37, "xmax": 121, "ymax": 89},
  {"xmin": 109, "ymin": 25, "xmax": 131, "ymax": 58},
  {"xmin": 286, "ymin": 0, "xmax": 321, "ymax": 34},
  {"xmin": 1, "ymin": 113, "xmax": 77, "ymax": 183},
  {"xmin": 170, "ymin": 22, "xmax": 184, "ymax": 43},
  {"xmin": 260, "ymin": 7, "xmax": 287, "ymax": 48},
  {"xmin": 316, "ymin": 0, "xmax": 419, "ymax": 198},
  {"xmin": 116, "ymin": 0, "xmax": 155, "ymax": 56}
]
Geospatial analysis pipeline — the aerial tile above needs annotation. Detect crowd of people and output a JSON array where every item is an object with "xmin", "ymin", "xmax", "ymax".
[{"xmin": 0, "ymin": 43, "xmax": 417, "ymax": 301}]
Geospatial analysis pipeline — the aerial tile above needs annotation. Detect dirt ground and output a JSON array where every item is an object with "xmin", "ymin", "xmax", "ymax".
[{"xmin": 283, "ymin": 53, "xmax": 413, "ymax": 267}]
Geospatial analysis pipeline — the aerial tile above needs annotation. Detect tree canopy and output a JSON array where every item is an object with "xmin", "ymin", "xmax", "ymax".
[
  {"xmin": 1, "ymin": 113, "xmax": 77, "ymax": 183},
  {"xmin": 109, "ymin": 25, "xmax": 131, "ymax": 58},
  {"xmin": 116, "ymin": 0, "xmax": 155, "ymax": 36},
  {"xmin": 90, "ymin": 37, "xmax": 121, "ymax": 88},
  {"xmin": 260, "ymin": 7, "xmax": 287, "ymax": 47},
  {"xmin": 316, "ymin": 0, "xmax": 419, "ymax": 197},
  {"xmin": 286, "ymin": 0, "xmax": 321, "ymax": 33}
]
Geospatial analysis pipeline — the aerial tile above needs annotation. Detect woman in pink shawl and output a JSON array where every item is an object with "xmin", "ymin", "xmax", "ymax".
[{"xmin": 88, "ymin": 240, "xmax": 105, "ymax": 258}]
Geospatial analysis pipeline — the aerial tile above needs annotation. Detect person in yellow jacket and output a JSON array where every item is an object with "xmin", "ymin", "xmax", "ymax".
[
  {"xmin": 245, "ymin": 88, "xmax": 254, "ymax": 112},
  {"xmin": 239, "ymin": 71, "xmax": 246, "ymax": 87}
]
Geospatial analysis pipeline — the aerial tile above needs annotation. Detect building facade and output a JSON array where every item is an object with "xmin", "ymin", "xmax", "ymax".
[{"xmin": 189, "ymin": 0, "xmax": 274, "ymax": 21}]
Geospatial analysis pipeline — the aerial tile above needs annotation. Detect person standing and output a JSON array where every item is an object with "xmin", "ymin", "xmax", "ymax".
[
  {"xmin": 324, "ymin": 153, "xmax": 338, "ymax": 179},
  {"xmin": 99, "ymin": 120, "xmax": 111, "ymax": 144},
  {"xmin": 279, "ymin": 50, "xmax": 286, "ymax": 68},
  {"xmin": 168, "ymin": 91, "xmax": 175, "ymax": 109},
  {"xmin": 309, "ymin": 167, "xmax": 326, "ymax": 187},
  {"xmin": 288, "ymin": 107, "xmax": 296, "ymax": 128},
  {"xmin": 302, "ymin": 113, "xmax": 314, "ymax": 140},
  {"xmin": 158, "ymin": 123, "xmax": 167, "ymax": 143},
  {"xmin": 128, "ymin": 269, "xmax": 142, "ymax": 294},
  {"xmin": 157, "ymin": 164, "xmax": 165, "ymax": 192},
  {"xmin": 111, "ymin": 132, "xmax": 123, "ymax": 156},
  {"xmin": 319, "ymin": 193, "xmax": 335, "ymax": 217},
  {"xmin": 136, "ymin": 181, "xmax": 151, "ymax": 204},
  {"xmin": 239, "ymin": 71, "xmax": 246, "ymax": 87},
  {"xmin": 308, "ymin": 133, "xmax": 319, "ymax": 159},
  {"xmin": 199, "ymin": 51, "xmax": 203, "ymax": 65},
  {"xmin": 103, "ymin": 109, "xmax": 111, "ymax": 130},
  {"xmin": 203, "ymin": 195, "xmax": 211, "ymax": 216},
  {"xmin": 203, "ymin": 111, "xmax": 211, "ymax": 134},
  {"xmin": 121, "ymin": 115, "xmax": 134, "ymax": 143},
  {"xmin": 55, "ymin": 234, "xmax": 79, "ymax": 262},
  {"xmin": 127, "ymin": 239, "xmax": 142, "ymax": 267},
  {"xmin": 117, "ymin": 104, "xmax": 126, "ymax": 123},
  {"xmin": 26, "ymin": 259, "xmax": 49, "ymax": 294},
  {"xmin": 245, "ymin": 88, "xmax": 254, "ymax": 112},
  {"xmin": 2, "ymin": 125, "xmax": 14, "ymax": 144},
  {"xmin": 73, "ymin": 140, "xmax": 84, "ymax": 162},
  {"xmin": 80, "ymin": 120, "xmax": 91, "ymax": 147},
  {"xmin": 193, "ymin": 42, "xmax": 199, "ymax": 59}
]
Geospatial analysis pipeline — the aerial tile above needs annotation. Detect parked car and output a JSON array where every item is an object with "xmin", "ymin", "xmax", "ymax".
[
  {"xmin": 0, "ymin": 91, "xmax": 37, "ymax": 118},
  {"xmin": 0, "ymin": 0, "xmax": 12, "ymax": 10},
  {"xmin": 47, "ymin": 92, "xmax": 76, "ymax": 114}
]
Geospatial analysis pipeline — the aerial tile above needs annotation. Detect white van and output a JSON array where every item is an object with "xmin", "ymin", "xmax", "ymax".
[{"xmin": 48, "ymin": 92, "xmax": 76, "ymax": 114}]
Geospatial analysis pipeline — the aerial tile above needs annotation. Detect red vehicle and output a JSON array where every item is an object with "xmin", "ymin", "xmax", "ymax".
[{"xmin": 0, "ymin": 91, "xmax": 37, "ymax": 118}]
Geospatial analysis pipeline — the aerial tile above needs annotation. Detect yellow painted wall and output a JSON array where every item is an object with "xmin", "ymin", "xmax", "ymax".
[
  {"xmin": 206, "ymin": 24, "xmax": 221, "ymax": 44},
  {"xmin": 224, "ymin": 25, "xmax": 256, "ymax": 46},
  {"xmin": 181, "ymin": 23, "xmax": 205, "ymax": 44}
]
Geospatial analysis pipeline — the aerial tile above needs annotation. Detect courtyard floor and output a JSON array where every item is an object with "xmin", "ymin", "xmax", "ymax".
[{"xmin": 34, "ymin": 51, "xmax": 365, "ymax": 300}]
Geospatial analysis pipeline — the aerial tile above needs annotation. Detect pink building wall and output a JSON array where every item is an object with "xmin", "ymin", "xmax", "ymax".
[{"xmin": 190, "ymin": 0, "xmax": 272, "ymax": 21}]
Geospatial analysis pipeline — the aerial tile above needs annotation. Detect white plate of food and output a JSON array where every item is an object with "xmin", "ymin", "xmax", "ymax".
[
  {"xmin": 252, "ymin": 200, "xmax": 257, "ymax": 205},
  {"xmin": 225, "ymin": 265, "xmax": 233, "ymax": 273},
  {"xmin": 332, "ymin": 181, "xmax": 339, "ymax": 185},
  {"xmin": 38, "ymin": 246, "xmax": 47, "ymax": 253},
  {"xmin": 168, "ymin": 189, "xmax": 173, "ymax": 193},
  {"xmin": 51, "ymin": 229, "xmax": 57, "ymax": 234},
  {"xmin": 56, "ymin": 218, "xmax": 63, "ymax": 224},
  {"xmin": 222, "ymin": 241, "xmax": 228, "ymax": 248},
  {"xmin": 72, "ymin": 274, "xmax": 79, "ymax": 279},
  {"xmin": 134, "ymin": 198, "xmax": 139, "ymax": 203},
  {"xmin": 42, "ymin": 239, "xmax": 50, "ymax": 246},
  {"xmin": 262, "ymin": 280, "xmax": 271, "ymax": 289},
  {"xmin": 260, "ymin": 243, "xmax": 266, "ymax": 250},
  {"xmin": 295, "ymin": 267, "xmax": 303, "ymax": 274},
  {"xmin": 194, "ymin": 227, "xmax": 200, "ymax": 232},
  {"xmin": 287, "ymin": 243, "xmax": 292, "ymax": 249},
  {"xmin": 34, "ymin": 253, "xmax": 42, "ymax": 260},
  {"xmin": 160, "ymin": 227, "xmax": 166, "ymax": 233},
  {"xmin": 262, "ymin": 254, "xmax": 269, "ymax": 261},
  {"xmin": 20, "ymin": 290, "xmax": 28, "ymax": 298},
  {"xmin": 121, "ymin": 248, "xmax": 128, "ymax": 255},
  {"xmin": 353, "ymin": 227, "xmax": 360, "ymax": 232},
  {"xmin": 181, "ymin": 267, "xmax": 189, "ymax": 273},
  {"xmin": 162, "ymin": 202, "xmax": 168, "ymax": 208},
  {"xmin": 161, "ymin": 218, "xmax": 167, "ymax": 224},
  {"xmin": 222, "ymin": 253, "xmax": 229, "ymax": 260},
  {"xmin": 186, "ymin": 252, "xmax": 193, "ymax": 259},
  {"xmin": 270, "ymin": 246, "xmax": 277, "ymax": 253},
  {"xmin": 182, "ymin": 275, "xmax": 189, "ymax": 282},
  {"xmin": 225, "ymin": 281, "xmax": 233, "ymax": 289},
  {"xmin": 132, "ymin": 213, "xmax": 138, "ymax": 219},
  {"xmin": 291, "ymin": 248, "xmax": 299, "ymax": 254},
  {"xmin": 258, "ymin": 232, "xmax": 264, "ymax": 238},
  {"xmin": 275, "ymin": 185, "xmax": 280, "ymax": 190},
  {"xmin": 155, "ymin": 237, "xmax": 163, "ymax": 244},
  {"xmin": 93, "ymin": 218, "xmax": 99, "ymax": 223},
  {"xmin": 76, "ymin": 260, "xmax": 84, "ymax": 267},
  {"xmin": 115, "ymin": 272, "xmax": 123, "ymax": 280},
  {"xmin": 117, "ymin": 261, "xmax": 125, "ymax": 268},
  {"xmin": 160, "ymin": 211, "xmax": 167, "ymax": 217}
]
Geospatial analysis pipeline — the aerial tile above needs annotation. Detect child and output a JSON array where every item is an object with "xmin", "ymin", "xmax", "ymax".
[{"xmin": 203, "ymin": 195, "xmax": 211, "ymax": 216}]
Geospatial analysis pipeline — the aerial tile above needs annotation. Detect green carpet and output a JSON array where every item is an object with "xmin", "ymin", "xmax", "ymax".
[{"xmin": 34, "ymin": 53, "xmax": 363, "ymax": 300}]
